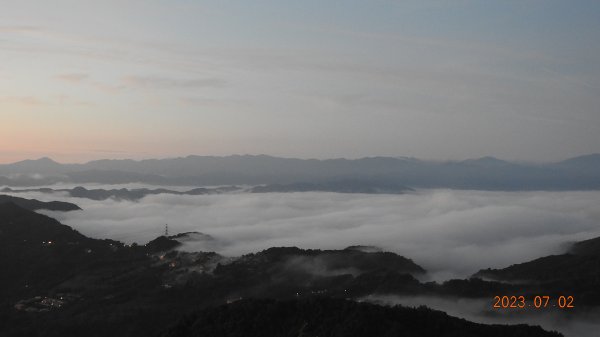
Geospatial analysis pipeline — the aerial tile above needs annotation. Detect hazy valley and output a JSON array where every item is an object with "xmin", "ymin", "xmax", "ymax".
[{"xmin": 2, "ymin": 157, "xmax": 600, "ymax": 336}]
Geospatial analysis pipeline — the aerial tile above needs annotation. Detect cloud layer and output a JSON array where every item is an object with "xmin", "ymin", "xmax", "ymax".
[
  {"xmin": 21, "ymin": 188, "xmax": 599, "ymax": 282},
  {"xmin": 9, "ymin": 187, "xmax": 600, "ymax": 336},
  {"xmin": 366, "ymin": 295, "xmax": 600, "ymax": 337}
]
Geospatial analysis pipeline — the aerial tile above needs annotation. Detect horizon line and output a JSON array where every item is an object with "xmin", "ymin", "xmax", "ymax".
[{"xmin": 2, "ymin": 152, "xmax": 599, "ymax": 166}]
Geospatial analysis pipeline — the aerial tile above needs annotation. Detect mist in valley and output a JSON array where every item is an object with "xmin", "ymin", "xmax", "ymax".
[
  {"xmin": 11, "ymin": 188, "xmax": 599, "ymax": 281},
  {"xmin": 8, "ymin": 187, "xmax": 598, "ymax": 336},
  {"xmin": 366, "ymin": 295, "xmax": 600, "ymax": 337}
]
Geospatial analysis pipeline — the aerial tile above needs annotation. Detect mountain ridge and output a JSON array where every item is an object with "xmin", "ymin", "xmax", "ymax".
[
  {"xmin": 0, "ymin": 195, "xmax": 81, "ymax": 211},
  {"xmin": 1, "ymin": 153, "xmax": 600, "ymax": 190},
  {"xmin": 4, "ymin": 153, "xmax": 600, "ymax": 167}
]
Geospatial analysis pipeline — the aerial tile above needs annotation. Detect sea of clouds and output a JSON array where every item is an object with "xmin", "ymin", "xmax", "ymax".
[
  {"xmin": 8, "ymin": 187, "xmax": 600, "ymax": 337},
  {"xmin": 14, "ymin": 188, "xmax": 598, "ymax": 281}
]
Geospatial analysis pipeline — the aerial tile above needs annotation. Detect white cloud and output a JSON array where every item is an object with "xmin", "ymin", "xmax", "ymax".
[
  {"xmin": 56, "ymin": 73, "xmax": 89, "ymax": 83},
  {"xmin": 121, "ymin": 75, "xmax": 226, "ymax": 89},
  {"xmin": 367, "ymin": 295, "xmax": 600, "ymax": 337},
  {"xmin": 23, "ymin": 188, "xmax": 600, "ymax": 282}
]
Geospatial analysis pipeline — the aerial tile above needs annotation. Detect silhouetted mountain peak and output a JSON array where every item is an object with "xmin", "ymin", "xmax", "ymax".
[
  {"xmin": 0, "ymin": 201, "xmax": 87, "ymax": 244},
  {"xmin": 37, "ymin": 157, "xmax": 57, "ymax": 163},
  {"xmin": 461, "ymin": 156, "xmax": 509, "ymax": 166},
  {"xmin": 146, "ymin": 236, "xmax": 181, "ymax": 252},
  {"xmin": 558, "ymin": 153, "xmax": 600, "ymax": 166},
  {"xmin": 14, "ymin": 157, "xmax": 59, "ymax": 166},
  {"xmin": 169, "ymin": 231, "xmax": 215, "ymax": 242},
  {"xmin": 344, "ymin": 245, "xmax": 382, "ymax": 253},
  {"xmin": 0, "ymin": 195, "xmax": 81, "ymax": 211}
]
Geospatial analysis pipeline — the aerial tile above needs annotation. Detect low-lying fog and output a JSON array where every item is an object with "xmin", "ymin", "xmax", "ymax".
[
  {"xmin": 365, "ymin": 295, "xmax": 600, "ymax": 337},
  {"xmin": 12, "ymin": 188, "xmax": 599, "ymax": 282},
  {"xmin": 7, "ymin": 187, "xmax": 600, "ymax": 337}
]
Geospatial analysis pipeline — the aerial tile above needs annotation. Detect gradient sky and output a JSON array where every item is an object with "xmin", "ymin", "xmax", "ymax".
[{"xmin": 1, "ymin": 0, "xmax": 599, "ymax": 163}]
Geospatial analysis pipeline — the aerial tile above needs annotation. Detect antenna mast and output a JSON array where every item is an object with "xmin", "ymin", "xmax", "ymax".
[{"xmin": 165, "ymin": 224, "xmax": 169, "ymax": 237}]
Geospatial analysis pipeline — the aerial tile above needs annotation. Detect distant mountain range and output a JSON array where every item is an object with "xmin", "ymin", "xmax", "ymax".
[
  {"xmin": 1, "ymin": 154, "xmax": 600, "ymax": 190},
  {"xmin": 2, "ymin": 186, "xmax": 242, "ymax": 201},
  {"xmin": 2, "ymin": 181, "xmax": 411, "ymax": 200},
  {"xmin": 0, "ymin": 195, "xmax": 81, "ymax": 211}
]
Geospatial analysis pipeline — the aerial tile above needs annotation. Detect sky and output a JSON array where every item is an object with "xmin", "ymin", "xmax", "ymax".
[{"xmin": 1, "ymin": 0, "xmax": 599, "ymax": 163}]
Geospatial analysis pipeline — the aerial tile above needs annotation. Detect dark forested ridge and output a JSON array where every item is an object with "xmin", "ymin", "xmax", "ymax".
[
  {"xmin": 474, "ymin": 236, "xmax": 600, "ymax": 306},
  {"xmin": 0, "ymin": 200, "xmax": 590, "ymax": 336},
  {"xmin": 0, "ymin": 194, "xmax": 80, "ymax": 211},
  {"xmin": 161, "ymin": 297, "xmax": 561, "ymax": 337}
]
